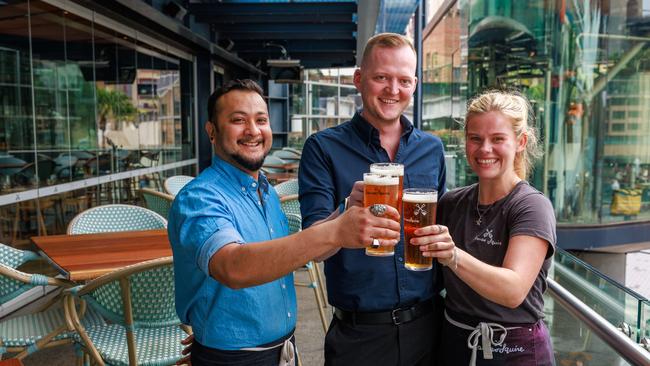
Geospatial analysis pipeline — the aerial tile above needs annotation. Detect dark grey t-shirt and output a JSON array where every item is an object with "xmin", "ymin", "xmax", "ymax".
[{"xmin": 437, "ymin": 181, "xmax": 556, "ymax": 323}]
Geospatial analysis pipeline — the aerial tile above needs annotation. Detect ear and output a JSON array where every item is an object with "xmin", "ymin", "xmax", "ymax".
[
  {"xmin": 411, "ymin": 76, "xmax": 418, "ymax": 95},
  {"xmin": 205, "ymin": 121, "xmax": 215, "ymax": 141},
  {"xmin": 516, "ymin": 133, "xmax": 527, "ymax": 153},
  {"xmin": 353, "ymin": 68, "xmax": 362, "ymax": 90}
]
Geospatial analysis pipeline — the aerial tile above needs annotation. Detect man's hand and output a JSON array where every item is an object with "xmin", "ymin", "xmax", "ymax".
[
  {"xmin": 348, "ymin": 181, "xmax": 364, "ymax": 207},
  {"xmin": 176, "ymin": 334, "xmax": 194, "ymax": 365},
  {"xmin": 334, "ymin": 204, "xmax": 400, "ymax": 249}
]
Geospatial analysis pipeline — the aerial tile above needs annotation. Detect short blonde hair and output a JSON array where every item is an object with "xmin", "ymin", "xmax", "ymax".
[
  {"xmin": 360, "ymin": 33, "xmax": 416, "ymax": 67},
  {"xmin": 465, "ymin": 90, "xmax": 542, "ymax": 180}
]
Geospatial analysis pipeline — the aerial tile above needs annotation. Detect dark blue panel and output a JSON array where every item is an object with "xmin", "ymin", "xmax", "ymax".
[{"xmin": 557, "ymin": 221, "xmax": 650, "ymax": 250}]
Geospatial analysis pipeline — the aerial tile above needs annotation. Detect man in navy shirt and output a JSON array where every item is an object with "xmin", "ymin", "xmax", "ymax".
[
  {"xmin": 299, "ymin": 33, "xmax": 447, "ymax": 365},
  {"xmin": 169, "ymin": 79, "xmax": 401, "ymax": 366}
]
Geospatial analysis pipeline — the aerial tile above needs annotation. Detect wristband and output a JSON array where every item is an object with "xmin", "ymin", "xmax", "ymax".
[{"xmin": 338, "ymin": 197, "xmax": 349, "ymax": 215}]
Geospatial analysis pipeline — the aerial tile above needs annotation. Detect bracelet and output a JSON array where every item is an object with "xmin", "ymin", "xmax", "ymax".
[{"xmin": 443, "ymin": 247, "xmax": 458, "ymax": 271}]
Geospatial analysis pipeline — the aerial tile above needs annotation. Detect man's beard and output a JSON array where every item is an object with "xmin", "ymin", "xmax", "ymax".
[{"xmin": 230, "ymin": 150, "xmax": 267, "ymax": 172}]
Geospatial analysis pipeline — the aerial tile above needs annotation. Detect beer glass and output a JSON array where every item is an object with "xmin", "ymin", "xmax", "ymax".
[
  {"xmin": 403, "ymin": 188, "xmax": 438, "ymax": 271},
  {"xmin": 370, "ymin": 163, "xmax": 404, "ymax": 212},
  {"xmin": 363, "ymin": 172, "xmax": 400, "ymax": 256}
]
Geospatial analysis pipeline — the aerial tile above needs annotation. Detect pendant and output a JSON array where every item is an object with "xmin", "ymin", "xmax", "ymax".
[{"xmin": 475, "ymin": 217, "xmax": 482, "ymax": 226}]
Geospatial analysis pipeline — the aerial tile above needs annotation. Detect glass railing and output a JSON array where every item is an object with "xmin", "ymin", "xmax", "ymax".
[
  {"xmin": 551, "ymin": 248, "xmax": 649, "ymax": 343},
  {"xmin": 544, "ymin": 279, "xmax": 650, "ymax": 365},
  {"xmin": 544, "ymin": 291, "xmax": 631, "ymax": 365},
  {"xmin": 642, "ymin": 300, "xmax": 650, "ymax": 341}
]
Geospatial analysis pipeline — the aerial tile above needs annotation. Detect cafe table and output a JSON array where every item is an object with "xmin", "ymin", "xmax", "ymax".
[{"xmin": 31, "ymin": 229, "xmax": 171, "ymax": 281}]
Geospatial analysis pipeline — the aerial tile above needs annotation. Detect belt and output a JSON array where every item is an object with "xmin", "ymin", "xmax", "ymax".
[{"xmin": 334, "ymin": 300, "xmax": 433, "ymax": 326}]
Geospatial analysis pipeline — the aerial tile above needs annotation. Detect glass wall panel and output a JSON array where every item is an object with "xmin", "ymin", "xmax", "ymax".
[
  {"xmin": 310, "ymin": 84, "xmax": 338, "ymax": 116},
  {"xmin": 0, "ymin": 0, "xmax": 196, "ymax": 245},
  {"xmin": 424, "ymin": 0, "xmax": 650, "ymax": 224}
]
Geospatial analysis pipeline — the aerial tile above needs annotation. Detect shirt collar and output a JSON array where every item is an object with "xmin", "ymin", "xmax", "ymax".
[
  {"xmin": 211, "ymin": 154, "xmax": 270, "ymax": 195},
  {"xmin": 351, "ymin": 111, "xmax": 415, "ymax": 146}
]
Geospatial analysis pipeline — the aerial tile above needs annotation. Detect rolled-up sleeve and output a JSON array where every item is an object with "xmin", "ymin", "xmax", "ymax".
[
  {"xmin": 170, "ymin": 185, "xmax": 244, "ymax": 277},
  {"xmin": 298, "ymin": 135, "xmax": 337, "ymax": 229}
]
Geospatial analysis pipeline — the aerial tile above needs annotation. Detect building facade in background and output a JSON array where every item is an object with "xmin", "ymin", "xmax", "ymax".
[{"xmin": 422, "ymin": 0, "xmax": 650, "ymax": 228}]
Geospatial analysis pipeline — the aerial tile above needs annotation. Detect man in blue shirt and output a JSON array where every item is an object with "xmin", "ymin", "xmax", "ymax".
[
  {"xmin": 299, "ymin": 34, "xmax": 447, "ymax": 365},
  {"xmin": 169, "ymin": 79, "xmax": 401, "ymax": 366}
]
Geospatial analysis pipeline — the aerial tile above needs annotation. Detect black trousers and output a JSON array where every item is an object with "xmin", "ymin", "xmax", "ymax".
[
  {"xmin": 324, "ymin": 303, "xmax": 442, "ymax": 366},
  {"xmin": 191, "ymin": 335, "xmax": 296, "ymax": 366}
]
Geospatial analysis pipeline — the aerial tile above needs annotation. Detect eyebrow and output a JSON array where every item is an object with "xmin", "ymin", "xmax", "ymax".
[{"xmin": 228, "ymin": 111, "xmax": 269, "ymax": 116}]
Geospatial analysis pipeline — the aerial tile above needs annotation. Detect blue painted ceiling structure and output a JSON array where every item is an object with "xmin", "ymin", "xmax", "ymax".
[{"xmin": 188, "ymin": 0, "xmax": 418, "ymax": 69}]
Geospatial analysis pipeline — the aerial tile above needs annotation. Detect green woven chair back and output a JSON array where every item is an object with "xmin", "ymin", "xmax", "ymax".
[
  {"xmin": 285, "ymin": 213, "xmax": 302, "ymax": 235},
  {"xmin": 67, "ymin": 204, "xmax": 167, "ymax": 235},
  {"xmin": 274, "ymin": 179, "xmax": 299, "ymax": 197},
  {"xmin": 280, "ymin": 198, "xmax": 301, "ymax": 218},
  {"xmin": 140, "ymin": 189, "xmax": 173, "ymax": 219},
  {"xmin": 85, "ymin": 263, "xmax": 177, "ymax": 328},
  {"xmin": 163, "ymin": 175, "xmax": 194, "ymax": 196},
  {"xmin": 0, "ymin": 243, "xmax": 40, "ymax": 304}
]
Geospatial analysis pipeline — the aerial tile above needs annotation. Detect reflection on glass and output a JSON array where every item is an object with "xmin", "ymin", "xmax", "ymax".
[
  {"xmin": 0, "ymin": 0, "xmax": 195, "ymax": 247},
  {"xmin": 553, "ymin": 249, "xmax": 645, "ymax": 341},
  {"xmin": 544, "ymin": 292, "xmax": 634, "ymax": 366}
]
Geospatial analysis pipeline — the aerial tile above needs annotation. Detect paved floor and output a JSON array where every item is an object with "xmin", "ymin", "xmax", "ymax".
[{"xmin": 13, "ymin": 268, "xmax": 329, "ymax": 366}]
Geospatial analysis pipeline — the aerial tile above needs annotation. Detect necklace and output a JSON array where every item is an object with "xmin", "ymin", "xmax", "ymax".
[{"xmin": 475, "ymin": 185, "xmax": 494, "ymax": 226}]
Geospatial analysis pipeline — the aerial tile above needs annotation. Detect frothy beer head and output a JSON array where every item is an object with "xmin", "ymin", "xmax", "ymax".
[
  {"xmin": 364, "ymin": 173, "xmax": 399, "ymax": 186},
  {"xmin": 403, "ymin": 191, "xmax": 438, "ymax": 203},
  {"xmin": 370, "ymin": 163, "xmax": 404, "ymax": 176}
]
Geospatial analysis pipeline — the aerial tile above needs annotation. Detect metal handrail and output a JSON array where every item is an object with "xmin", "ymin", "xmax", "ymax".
[{"xmin": 548, "ymin": 278, "xmax": 650, "ymax": 365}]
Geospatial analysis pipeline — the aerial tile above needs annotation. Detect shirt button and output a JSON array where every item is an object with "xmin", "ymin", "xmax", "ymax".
[
  {"xmin": 241, "ymin": 187, "xmax": 246, "ymax": 192},
  {"xmin": 281, "ymin": 284, "xmax": 286, "ymax": 289},
  {"xmin": 287, "ymin": 312, "xmax": 291, "ymax": 318},
  {"xmin": 257, "ymin": 201, "xmax": 262, "ymax": 205},
  {"xmin": 252, "ymin": 182, "xmax": 257, "ymax": 188},
  {"xmin": 270, "ymin": 228, "xmax": 274, "ymax": 233},
  {"xmin": 398, "ymin": 257, "xmax": 403, "ymax": 262}
]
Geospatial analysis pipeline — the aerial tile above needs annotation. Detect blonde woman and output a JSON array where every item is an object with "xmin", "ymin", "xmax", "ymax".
[{"xmin": 417, "ymin": 90, "xmax": 556, "ymax": 365}]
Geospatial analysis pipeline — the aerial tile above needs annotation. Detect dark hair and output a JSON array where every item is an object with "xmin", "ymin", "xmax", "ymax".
[{"xmin": 207, "ymin": 79, "xmax": 264, "ymax": 123}]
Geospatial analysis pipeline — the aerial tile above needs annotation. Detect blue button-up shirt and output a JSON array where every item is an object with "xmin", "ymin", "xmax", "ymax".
[
  {"xmin": 168, "ymin": 155, "xmax": 296, "ymax": 350},
  {"xmin": 299, "ymin": 112, "xmax": 446, "ymax": 312}
]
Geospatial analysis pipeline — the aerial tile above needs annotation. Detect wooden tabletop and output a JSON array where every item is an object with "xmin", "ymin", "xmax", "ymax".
[{"xmin": 31, "ymin": 229, "xmax": 171, "ymax": 281}]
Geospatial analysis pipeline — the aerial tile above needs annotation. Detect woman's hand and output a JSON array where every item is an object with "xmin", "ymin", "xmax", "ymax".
[{"xmin": 411, "ymin": 224, "xmax": 458, "ymax": 269}]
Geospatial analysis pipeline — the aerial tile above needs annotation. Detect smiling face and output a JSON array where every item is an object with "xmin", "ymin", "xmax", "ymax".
[
  {"xmin": 205, "ymin": 89, "xmax": 272, "ymax": 178},
  {"xmin": 465, "ymin": 111, "xmax": 526, "ymax": 184},
  {"xmin": 353, "ymin": 45, "xmax": 417, "ymax": 128}
]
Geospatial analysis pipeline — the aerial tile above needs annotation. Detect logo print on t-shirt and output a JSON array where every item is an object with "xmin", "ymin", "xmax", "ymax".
[{"xmin": 473, "ymin": 228, "xmax": 502, "ymax": 246}]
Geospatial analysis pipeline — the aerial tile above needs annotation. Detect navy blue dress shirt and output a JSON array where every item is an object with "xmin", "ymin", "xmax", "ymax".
[{"xmin": 299, "ymin": 112, "xmax": 447, "ymax": 312}]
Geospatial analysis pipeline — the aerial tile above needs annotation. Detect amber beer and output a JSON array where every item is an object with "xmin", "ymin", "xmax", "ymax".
[
  {"xmin": 403, "ymin": 189, "xmax": 438, "ymax": 271},
  {"xmin": 364, "ymin": 172, "xmax": 400, "ymax": 256},
  {"xmin": 370, "ymin": 163, "xmax": 404, "ymax": 213}
]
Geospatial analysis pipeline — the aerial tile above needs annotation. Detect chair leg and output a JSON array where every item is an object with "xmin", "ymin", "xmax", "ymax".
[
  {"xmin": 312, "ymin": 261, "xmax": 328, "ymax": 309},
  {"xmin": 306, "ymin": 261, "xmax": 329, "ymax": 332}
]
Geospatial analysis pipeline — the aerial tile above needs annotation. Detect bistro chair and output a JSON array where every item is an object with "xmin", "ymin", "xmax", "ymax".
[
  {"xmin": 271, "ymin": 149, "xmax": 301, "ymax": 162},
  {"xmin": 285, "ymin": 214, "xmax": 328, "ymax": 332},
  {"xmin": 262, "ymin": 155, "xmax": 287, "ymax": 173},
  {"xmin": 273, "ymin": 179, "xmax": 299, "ymax": 197},
  {"xmin": 163, "ymin": 175, "xmax": 194, "ymax": 197},
  {"xmin": 280, "ymin": 194, "xmax": 301, "ymax": 217},
  {"xmin": 139, "ymin": 189, "xmax": 174, "ymax": 220},
  {"xmin": 67, "ymin": 204, "xmax": 167, "ymax": 235},
  {"xmin": 64, "ymin": 256, "xmax": 188, "ymax": 366},
  {"xmin": 0, "ymin": 243, "xmax": 104, "ymax": 360}
]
